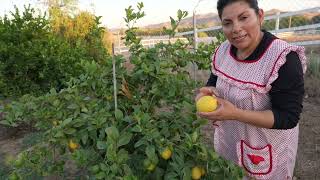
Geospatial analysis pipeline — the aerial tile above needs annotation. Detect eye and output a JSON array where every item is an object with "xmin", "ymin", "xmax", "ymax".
[
  {"xmin": 240, "ymin": 16, "xmax": 248, "ymax": 20},
  {"xmin": 222, "ymin": 22, "xmax": 231, "ymax": 26}
]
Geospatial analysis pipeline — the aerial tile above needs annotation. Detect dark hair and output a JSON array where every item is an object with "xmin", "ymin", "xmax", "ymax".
[{"xmin": 217, "ymin": 0, "xmax": 260, "ymax": 18}]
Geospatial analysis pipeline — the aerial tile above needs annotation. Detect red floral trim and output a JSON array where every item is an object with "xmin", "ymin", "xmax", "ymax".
[
  {"xmin": 265, "ymin": 45, "xmax": 307, "ymax": 91},
  {"xmin": 229, "ymin": 39, "xmax": 277, "ymax": 63},
  {"xmin": 212, "ymin": 40, "xmax": 307, "ymax": 93},
  {"xmin": 213, "ymin": 47, "xmax": 266, "ymax": 88}
]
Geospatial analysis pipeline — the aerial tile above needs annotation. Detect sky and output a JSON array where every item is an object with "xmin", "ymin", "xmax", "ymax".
[{"xmin": 0, "ymin": 0, "xmax": 319, "ymax": 29}]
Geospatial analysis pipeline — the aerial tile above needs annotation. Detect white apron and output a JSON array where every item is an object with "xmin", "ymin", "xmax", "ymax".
[{"xmin": 211, "ymin": 39, "xmax": 307, "ymax": 180}]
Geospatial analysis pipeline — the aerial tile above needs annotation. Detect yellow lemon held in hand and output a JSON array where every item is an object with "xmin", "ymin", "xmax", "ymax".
[
  {"xmin": 196, "ymin": 96, "xmax": 218, "ymax": 112},
  {"xmin": 68, "ymin": 140, "xmax": 79, "ymax": 152},
  {"xmin": 161, "ymin": 147, "xmax": 172, "ymax": 160},
  {"xmin": 191, "ymin": 166, "xmax": 202, "ymax": 180}
]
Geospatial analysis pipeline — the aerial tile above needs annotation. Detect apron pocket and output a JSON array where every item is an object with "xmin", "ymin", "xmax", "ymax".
[{"xmin": 237, "ymin": 140, "xmax": 275, "ymax": 178}]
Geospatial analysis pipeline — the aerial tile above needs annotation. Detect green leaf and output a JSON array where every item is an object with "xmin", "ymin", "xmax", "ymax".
[
  {"xmin": 118, "ymin": 132, "xmax": 132, "ymax": 148},
  {"xmin": 53, "ymin": 99, "xmax": 60, "ymax": 107},
  {"xmin": 123, "ymin": 175, "xmax": 138, "ymax": 180},
  {"xmin": 145, "ymin": 146, "xmax": 156, "ymax": 159},
  {"xmin": 115, "ymin": 109, "xmax": 124, "ymax": 120},
  {"xmin": 54, "ymin": 131, "xmax": 64, "ymax": 138},
  {"xmin": 191, "ymin": 131, "xmax": 198, "ymax": 143},
  {"xmin": 182, "ymin": 167, "xmax": 191, "ymax": 180},
  {"xmin": 95, "ymin": 172, "xmax": 106, "ymax": 179},
  {"xmin": 107, "ymin": 144, "xmax": 117, "ymax": 161},
  {"xmin": 164, "ymin": 172, "xmax": 178, "ymax": 180},
  {"xmin": 105, "ymin": 126, "xmax": 119, "ymax": 140},
  {"xmin": 123, "ymin": 116, "xmax": 132, "ymax": 123},
  {"xmin": 137, "ymin": 2, "xmax": 144, "ymax": 10},
  {"xmin": 50, "ymin": 88, "xmax": 57, "ymax": 95},
  {"xmin": 97, "ymin": 141, "xmax": 107, "ymax": 150},
  {"xmin": 61, "ymin": 118, "xmax": 73, "ymax": 126},
  {"xmin": 131, "ymin": 125, "xmax": 142, "ymax": 132},
  {"xmin": 67, "ymin": 103, "xmax": 78, "ymax": 109},
  {"xmin": 100, "ymin": 163, "xmax": 108, "ymax": 171},
  {"xmin": 134, "ymin": 139, "xmax": 147, "ymax": 148},
  {"xmin": 83, "ymin": 96, "xmax": 91, "ymax": 101},
  {"xmin": 81, "ymin": 133, "xmax": 88, "ymax": 145},
  {"xmin": 64, "ymin": 128, "xmax": 77, "ymax": 135},
  {"xmin": 170, "ymin": 17, "xmax": 176, "ymax": 28},
  {"xmin": 177, "ymin": 10, "xmax": 183, "ymax": 20},
  {"xmin": 117, "ymin": 149, "xmax": 129, "ymax": 163}
]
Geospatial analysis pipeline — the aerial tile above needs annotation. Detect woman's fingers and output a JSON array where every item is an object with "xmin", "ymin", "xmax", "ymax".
[
  {"xmin": 199, "ymin": 87, "xmax": 219, "ymax": 97},
  {"xmin": 195, "ymin": 92, "xmax": 206, "ymax": 101},
  {"xmin": 194, "ymin": 86, "xmax": 220, "ymax": 101}
]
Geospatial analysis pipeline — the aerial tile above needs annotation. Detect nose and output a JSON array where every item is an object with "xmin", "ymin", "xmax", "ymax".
[{"xmin": 232, "ymin": 21, "xmax": 242, "ymax": 34}]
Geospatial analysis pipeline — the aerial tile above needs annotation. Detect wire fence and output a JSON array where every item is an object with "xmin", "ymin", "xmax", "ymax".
[{"xmin": 113, "ymin": 1, "xmax": 320, "ymax": 54}]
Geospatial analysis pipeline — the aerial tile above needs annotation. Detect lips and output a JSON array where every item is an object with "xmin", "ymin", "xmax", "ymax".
[{"xmin": 233, "ymin": 34, "xmax": 247, "ymax": 41}]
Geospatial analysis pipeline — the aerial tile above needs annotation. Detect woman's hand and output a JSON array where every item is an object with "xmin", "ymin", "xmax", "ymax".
[
  {"xmin": 197, "ymin": 97, "xmax": 240, "ymax": 122},
  {"xmin": 194, "ymin": 86, "xmax": 219, "ymax": 102}
]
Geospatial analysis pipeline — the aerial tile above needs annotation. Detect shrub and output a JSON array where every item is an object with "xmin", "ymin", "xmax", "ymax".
[{"xmin": 0, "ymin": 5, "xmax": 110, "ymax": 97}]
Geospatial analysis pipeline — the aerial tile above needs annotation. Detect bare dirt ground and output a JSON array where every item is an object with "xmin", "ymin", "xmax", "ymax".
[{"xmin": 294, "ymin": 98, "xmax": 320, "ymax": 180}]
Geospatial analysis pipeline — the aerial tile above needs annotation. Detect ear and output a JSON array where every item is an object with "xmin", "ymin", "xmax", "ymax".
[{"xmin": 258, "ymin": 8, "xmax": 264, "ymax": 26}]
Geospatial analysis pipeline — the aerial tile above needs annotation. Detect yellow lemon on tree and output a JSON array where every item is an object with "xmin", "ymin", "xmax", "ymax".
[
  {"xmin": 196, "ymin": 96, "xmax": 218, "ymax": 112},
  {"xmin": 191, "ymin": 166, "xmax": 202, "ymax": 180},
  {"xmin": 52, "ymin": 120, "xmax": 58, "ymax": 126},
  {"xmin": 144, "ymin": 159, "xmax": 156, "ymax": 172},
  {"xmin": 146, "ymin": 163, "xmax": 156, "ymax": 171},
  {"xmin": 8, "ymin": 172, "xmax": 19, "ymax": 180},
  {"xmin": 200, "ymin": 167, "xmax": 206, "ymax": 176},
  {"xmin": 160, "ymin": 147, "xmax": 172, "ymax": 160},
  {"xmin": 68, "ymin": 140, "xmax": 79, "ymax": 152}
]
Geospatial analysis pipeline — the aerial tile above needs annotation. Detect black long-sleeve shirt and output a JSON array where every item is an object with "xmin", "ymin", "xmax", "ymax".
[{"xmin": 206, "ymin": 31, "xmax": 304, "ymax": 130}]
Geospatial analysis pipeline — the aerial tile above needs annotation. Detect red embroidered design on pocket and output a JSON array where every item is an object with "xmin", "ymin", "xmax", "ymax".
[
  {"xmin": 240, "ymin": 140, "xmax": 273, "ymax": 175},
  {"xmin": 247, "ymin": 154, "xmax": 265, "ymax": 165}
]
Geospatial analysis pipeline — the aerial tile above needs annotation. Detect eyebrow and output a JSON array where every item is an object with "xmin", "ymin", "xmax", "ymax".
[{"xmin": 222, "ymin": 11, "xmax": 249, "ymax": 22}]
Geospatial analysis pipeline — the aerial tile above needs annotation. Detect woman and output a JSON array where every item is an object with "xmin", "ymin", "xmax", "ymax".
[{"xmin": 196, "ymin": 0, "xmax": 307, "ymax": 179}]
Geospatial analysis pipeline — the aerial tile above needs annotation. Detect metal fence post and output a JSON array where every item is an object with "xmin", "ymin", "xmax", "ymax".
[
  {"xmin": 275, "ymin": 11, "xmax": 281, "ymax": 35},
  {"xmin": 112, "ymin": 43, "xmax": 118, "ymax": 110},
  {"xmin": 117, "ymin": 31, "xmax": 121, "ymax": 54},
  {"xmin": 193, "ymin": 11, "xmax": 198, "ymax": 50},
  {"xmin": 192, "ymin": 10, "xmax": 198, "ymax": 85}
]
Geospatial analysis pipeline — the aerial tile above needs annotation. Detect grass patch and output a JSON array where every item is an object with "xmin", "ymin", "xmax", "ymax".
[{"xmin": 305, "ymin": 53, "xmax": 320, "ymax": 97}]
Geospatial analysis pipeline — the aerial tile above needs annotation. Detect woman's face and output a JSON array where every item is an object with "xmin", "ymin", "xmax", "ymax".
[{"xmin": 220, "ymin": 1, "xmax": 264, "ymax": 51}]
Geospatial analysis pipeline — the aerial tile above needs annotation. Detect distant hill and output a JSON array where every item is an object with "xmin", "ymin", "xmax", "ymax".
[
  {"xmin": 264, "ymin": 9, "xmax": 283, "ymax": 16},
  {"xmin": 110, "ymin": 9, "xmax": 320, "ymax": 32},
  {"xmin": 142, "ymin": 9, "xmax": 284, "ymax": 29},
  {"xmin": 109, "ymin": 13, "xmax": 220, "ymax": 31},
  {"xmin": 144, "ymin": 12, "xmax": 220, "ymax": 29}
]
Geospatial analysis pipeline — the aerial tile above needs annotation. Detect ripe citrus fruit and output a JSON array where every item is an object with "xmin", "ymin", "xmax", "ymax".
[
  {"xmin": 144, "ymin": 159, "xmax": 156, "ymax": 172},
  {"xmin": 191, "ymin": 166, "xmax": 202, "ymax": 180},
  {"xmin": 68, "ymin": 140, "xmax": 79, "ymax": 152},
  {"xmin": 8, "ymin": 172, "xmax": 19, "ymax": 180},
  {"xmin": 160, "ymin": 147, "xmax": 172, "ymax": 160},
  {"xmin": 52, "ymin": 120, "xmax": 58, "ymax": 126},
  {"xmin": 146, "ymin": 163, "xmax": 156, "ymax": 171},
  {"xmin": 200, "ymin": 167, "xmax": 206, "ymax": 176},
  {"xmin": 196, "ymin": 96, "xmax": 217, "ymax": 112}
]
